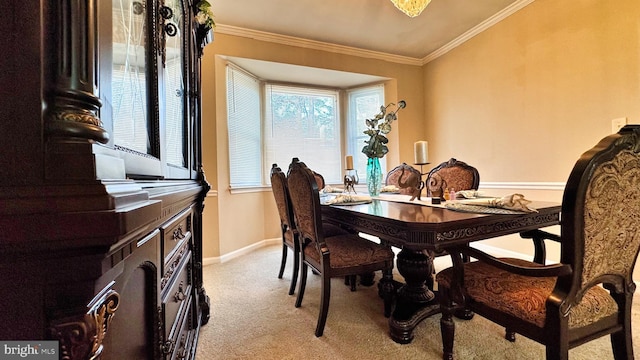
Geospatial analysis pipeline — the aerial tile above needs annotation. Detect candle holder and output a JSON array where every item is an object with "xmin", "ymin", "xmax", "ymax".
[
  {"xmin": 414, "ymin": 162, "xmax": 433, "ymax": 202},
  {"xmin": 344, "ymin": 169, "xmax": 359, "ymax": 194}
]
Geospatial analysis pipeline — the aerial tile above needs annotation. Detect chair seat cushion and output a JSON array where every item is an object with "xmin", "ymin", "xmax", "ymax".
[
  {"xmin": 303, "ymin": 235, "xmax": 394, "ymax": 269},
  {"xmin": 436, "ymin": 258, "xmax": 618, "ymax": 328}
]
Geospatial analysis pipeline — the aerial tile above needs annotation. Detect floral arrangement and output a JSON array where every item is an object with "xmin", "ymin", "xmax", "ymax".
[
  {"xmin": 361, "ymin": 100, "xmax": 406, "ymax": 158},
  {"xmin": 194, "ymin": 0, "xmax": 215, "ymax": 30}
]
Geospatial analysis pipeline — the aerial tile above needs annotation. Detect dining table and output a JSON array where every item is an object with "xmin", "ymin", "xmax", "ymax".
[{"xmin": 320, "ymin": 194, "xmax": 561, "ymax": 344}]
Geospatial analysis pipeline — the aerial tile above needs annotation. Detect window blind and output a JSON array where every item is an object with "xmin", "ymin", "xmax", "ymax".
[
  {"xmin": 264, "ymin": 84, "xmax": 341, "ymax": 184},
  {"xmin": 227, "ymin": 65, "xmax": 262, "ymax": 187},
  {"xmin": 346, "ymin": 85, "xmax": 386, "ymax": 182}
]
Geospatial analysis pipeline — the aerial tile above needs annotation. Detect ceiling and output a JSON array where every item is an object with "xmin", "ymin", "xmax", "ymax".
[{"xmin": 212, "ymin": 0, "xmax": 527, "ymax": 87}]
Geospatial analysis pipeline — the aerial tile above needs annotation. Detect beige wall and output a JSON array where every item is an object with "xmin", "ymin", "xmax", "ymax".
[
  {"xmin": 200, "ymin": 34, "xmax": 424, "ymax": 259},
  {"xmin": 424, "ymin": 0, "xmax": 640, "ymax": 181},
  {"xmin": 202, "ymin": 0, "xmax": 640, "ymax": 281},
  {"xmin": 422, "ymin": 0, "xmax": 640, "ymax": 278}
]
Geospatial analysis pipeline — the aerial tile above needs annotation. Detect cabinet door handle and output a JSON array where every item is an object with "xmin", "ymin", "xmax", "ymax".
[
  {"xmin": 174, "ymin": 282, "xmax": 185, "ymax": 302},
  {"xmin": 172, "ymin": 225, "xmax": 186, "ymax": 241},
  {"xmin": 162, "ymin": 339, "xmax": 175, "ymax": 355}
]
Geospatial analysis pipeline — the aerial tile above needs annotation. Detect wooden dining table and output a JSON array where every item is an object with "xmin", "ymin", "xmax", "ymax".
[{"xmin": 321, "ymin": 196, "xmax": 561, "ymax": 344}]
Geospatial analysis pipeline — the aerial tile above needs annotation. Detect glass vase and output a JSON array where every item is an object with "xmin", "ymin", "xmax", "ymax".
[{"xmin": 367, "ymin": 157, "xmax": 383, "ymax": 197}]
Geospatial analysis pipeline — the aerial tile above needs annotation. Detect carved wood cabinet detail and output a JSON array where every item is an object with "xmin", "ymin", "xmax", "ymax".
[{"xmin": 0, "ymin": 0, "xmax": 213, "ymax": 359}]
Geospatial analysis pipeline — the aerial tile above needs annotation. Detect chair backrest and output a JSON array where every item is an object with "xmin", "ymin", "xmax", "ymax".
[
  {"xmin": 312, "ymin": 170, "xmax": 325, "ymax": 190},
  {"xmin": 270, "ymin": 164, "xmax": 295, "ymax": 234},
  {"xmin": 287, "ymin": 159, "xmax": 324, "ymax": 248},
  {"xmin": 386, "ymin": 163, "xmax": 422, "ymax": 195},
  {"xmin": 425, "ymin": 158, "xmax": 480, "ymax": 197},
  {"xmin": 560, "ymin": 125, "xmax": 640, "ymax": 301}
]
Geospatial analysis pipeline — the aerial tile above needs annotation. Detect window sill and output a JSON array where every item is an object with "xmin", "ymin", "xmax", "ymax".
[{"xmin": 229, "ymin": 185, "xmax": 272, "ymax": 194}]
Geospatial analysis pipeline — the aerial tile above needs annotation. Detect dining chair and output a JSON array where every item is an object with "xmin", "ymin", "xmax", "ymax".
[
  {"xmin": 436, "ymin": 125, "xmax": 640, "ymax": 360},
  {"xmin": 385, "ymin": 163, "xmax": 423, "ymax": 198},
  {"xmin": 312, "ymin": 170, "xmax": 325, "ymax": 190},
  {"xmin": 425, "ymin": 158, "xmax": 480, "ymax": 198},
  {"xmin": 286, "ymin": 158, "xmax": 396, "ymax": 337},
  {"xmin": 270, "ymin": 163, "xmax": 349, "ymax": 295}
]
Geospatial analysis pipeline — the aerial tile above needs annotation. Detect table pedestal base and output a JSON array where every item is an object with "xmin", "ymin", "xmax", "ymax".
[
  {"xmin": 390, "ymin": 297, "xmax": 440, "ymax": 343},
  {"xmin": 389, "ymin": 248, "xmax": 440, "ymax": 343}
]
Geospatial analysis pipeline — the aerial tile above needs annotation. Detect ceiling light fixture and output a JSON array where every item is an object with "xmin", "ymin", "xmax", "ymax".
[{"xmin": 390, "ymin": 0, "xmax": 432, "ymax": 18}]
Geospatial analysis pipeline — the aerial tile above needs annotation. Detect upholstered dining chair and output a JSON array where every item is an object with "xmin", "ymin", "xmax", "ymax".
[
  {"xmin": 385, "ymin": 163, "xmax": 423, "ymax": 198},
  {"xmin": 270, "ymin": 164, "xmax": 348, "ymax": 295},
  {"xmin": 425, "ymin": 158, "xmax": 480, "ymax": 198},
  {"xmin": 436, "ymin": 125, "xmax": 640, "ymax": 360},
  {"xmin": 286, "ymin": 158, "xmax": 396, "ymax": 337},
  {"xmin": 312, "ymin": 170, "xmax": 325, "ymax": 190}
]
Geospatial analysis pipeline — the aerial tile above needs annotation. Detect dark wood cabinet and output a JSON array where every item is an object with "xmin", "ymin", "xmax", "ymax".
[{"xmin": 0, "ymin": 1, "xmax": 212, "ymax": 359}]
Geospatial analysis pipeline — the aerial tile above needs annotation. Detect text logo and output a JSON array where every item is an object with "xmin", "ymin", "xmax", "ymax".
[{"xmin": 0, "ymin": 341, "xmax": 58, "ymax": 359}]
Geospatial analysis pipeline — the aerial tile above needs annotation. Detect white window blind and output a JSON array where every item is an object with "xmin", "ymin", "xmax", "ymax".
[
  {"xmin": 346, "ymin": 85, "xmax": 386, "ymax": 182},
  {"xmin": 264, "ymin": 84, "xmax": 342, "ymax": 184},
  {"xmin": 227, "ymin": 65, "xmax": 262, "ymax": 187},
  {"xmin": 112, "ymin": 65, "xmax": 149, "ymax": 154}
]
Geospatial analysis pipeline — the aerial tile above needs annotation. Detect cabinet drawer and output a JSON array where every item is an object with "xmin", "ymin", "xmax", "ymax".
[
  {"xmin": 161, "ymin": 240, "xmax": 190, "ymax": 291},
  {"xmin": 170, "ymin": 299, "xmax": 195, "ymax": 360},
  {"xmin": 161, "ymin": 207, "xmax": 193, "ymax": 263},
  {"xmin": 162, "ymin": 250, "xmax": 192, "ymax": 341}
]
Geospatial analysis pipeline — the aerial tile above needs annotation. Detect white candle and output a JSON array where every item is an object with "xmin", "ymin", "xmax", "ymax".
[
  {"xmin": 414, "ymin": 141, "xmax": 429, "ymax": 164},
  {"xmin": 345, "ymin": 155, "xmax": 354, "ymax": 170}
]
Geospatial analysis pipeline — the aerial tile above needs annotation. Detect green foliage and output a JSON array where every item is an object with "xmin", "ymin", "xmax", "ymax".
[
  {"xmin": 361, "ymin": 100, "xmax": 406, "ymax": 158},
  {"xmin": 195, "ymin": 1, "xmax": 215, "ymax": 30}
]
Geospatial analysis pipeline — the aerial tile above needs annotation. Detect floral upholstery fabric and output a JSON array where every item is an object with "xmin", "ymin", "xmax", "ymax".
[
  {"xmin": 582, "ymin": 149, "xmax": 640, "ymax": 289},
  {"xmin": 271, "ymin": 169, "xmax": 295, "ymax": 235},
  {"xmin": 426, "ymin": 159, "xmax": 479, "ymax": 197},
  {"xmin": 271, "ymin": 167, "xmax": 299, "ymax": 252},
  {"xmin": 436, "ymin": 258, "xmax": 618, "ymax": 328},
  {"xmin": 427, "ymin": 166, "xmax": 476, "ymax": 195},
  {"xmin": 286, "ymin": 167, "xmax": 318, "ymax": 242},
  {"xmin": 303, "ymin": 234, "xmax": 394, "ymax": 270}
]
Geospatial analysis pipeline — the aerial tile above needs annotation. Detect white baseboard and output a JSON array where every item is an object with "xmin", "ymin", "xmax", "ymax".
[{"xmin": 203, "ymin": 238, "xmax": 280, "ymax": 266}]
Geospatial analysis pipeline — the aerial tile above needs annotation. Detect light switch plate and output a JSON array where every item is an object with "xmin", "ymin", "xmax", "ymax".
[{"xmin": 612, "ymin": 117, "xmax": 627, "ymax": 133}]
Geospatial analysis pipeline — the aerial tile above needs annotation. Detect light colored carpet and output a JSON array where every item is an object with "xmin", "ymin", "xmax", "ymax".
[{"xmin": 196, "ymin": 244, "xmax": 640, "ymax": 360}]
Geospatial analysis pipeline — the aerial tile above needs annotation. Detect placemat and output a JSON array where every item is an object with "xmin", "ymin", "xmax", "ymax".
[{"xmin": 444, "ymin": 203, "xmax": 529, "ymax": 215}]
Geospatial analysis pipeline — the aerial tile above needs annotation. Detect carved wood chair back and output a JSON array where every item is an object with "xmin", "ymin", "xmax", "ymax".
[
  {"xmin": 312, "ymin": 170, "xmax": 325, "ymax": 190},
  {"xmin": 425, "ymin": 158, "xmax": 480, "ymax": 197},
  {"xmin": 386, "ymin": 163, "xmax": 422, "ymax": 196}
]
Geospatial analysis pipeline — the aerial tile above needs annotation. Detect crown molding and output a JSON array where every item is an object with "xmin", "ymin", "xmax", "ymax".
[
  {"xmin": 214, "ymin": 0, "xmax": 534, "ymax": 67},
  {"xmin": 422, "ymin": 0, "xmax": 535, "ymax": 64},
  {"xmin": 214, "ymin": 24, "xmax": 423, "ymax": 66}
]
